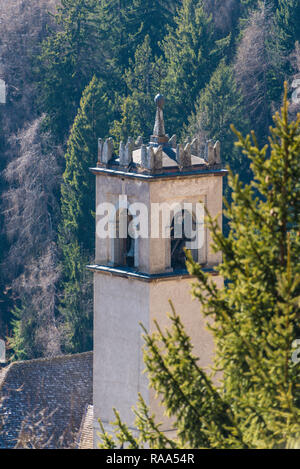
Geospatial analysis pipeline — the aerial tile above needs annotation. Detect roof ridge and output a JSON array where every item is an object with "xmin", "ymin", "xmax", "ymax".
[{"xmin": 5, "ymin": 350, "xmax": 92, "ymax": 367}]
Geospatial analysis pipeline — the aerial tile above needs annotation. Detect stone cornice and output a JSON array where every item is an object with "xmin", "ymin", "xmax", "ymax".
[{"xmin": 87, "ymin": 264, "xmax": 219, "ymax": 282}]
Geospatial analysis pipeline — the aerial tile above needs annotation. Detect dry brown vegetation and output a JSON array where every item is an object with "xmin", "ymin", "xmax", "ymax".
[
  {"xmin": 0, "ymin": 1, "xmax": 62, "ymax": 355},
  {"xmin": 2, "ymin": 118, "xmax": 63, "ymax": 357},
  {"xmin": 235, "ymin": 2, "xmax": 284, "ymax": 137}
]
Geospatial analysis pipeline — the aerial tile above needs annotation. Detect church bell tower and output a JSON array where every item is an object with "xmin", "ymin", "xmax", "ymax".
[{"xmin": 88, "ymin": 95, "xmax": 226, "ymax": 445}]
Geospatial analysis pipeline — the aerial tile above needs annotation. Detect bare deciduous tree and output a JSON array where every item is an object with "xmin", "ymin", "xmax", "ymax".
[
  {"xmin": 205, "ymin": 0, "xmax": 241, "ymax": 36},
  {"xmin": 234, "ymin": 1, "xmax": 284, "ymax": 140},
  {"xmin": 0, "ymin": 0, "xmax": 57, "ymax": 135},
  {"xmin": 2, "ymin": 117, "xmax": 62, "ymax": 357},
  {"xmin": 0, "ymin": 0, "xmax": 59, "ymax": 340},
  {"xmin": 3, "ymin": 118, "xmax": 61, "ymax": 271}
]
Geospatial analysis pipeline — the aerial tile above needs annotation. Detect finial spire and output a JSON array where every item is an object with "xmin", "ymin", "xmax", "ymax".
[
  {"xmin": 151, "ymin": 94, "xmax": 168, "ymax": 144},
  {"xmin": 153, "ymin": 94, "xmax": 165, "ymax": 137}
]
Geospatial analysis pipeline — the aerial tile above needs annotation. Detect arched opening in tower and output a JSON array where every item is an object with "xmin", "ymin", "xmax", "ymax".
[
  {"xmin": 125, "ymin": 214, "xmax": 135, "ymax": 268},
  {"xmin": 170, "ymin": 210, "xmax": 197, "ymax": 270},
  {"xmin": 115, "ymin": 210, "xmax": 135, "ymax": 268}
]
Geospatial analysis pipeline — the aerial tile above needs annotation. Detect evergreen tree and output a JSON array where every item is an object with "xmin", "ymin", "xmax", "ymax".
[
  {"xmin": 110, "ymin": 35, "xmax": 162, "ymax": 142},
  {"xmin": 8, "ymin": 305, "xmax": 37, "ymax": 361},
  {"xmin": 161, "ymin": 0, "xmax": 225, "ymax": 136},
  {"xmin": 97, "ymin": 0, "xmax": 181, "ymax": 74},
  {"xmin": 98, "ymin": 0, "xmax": 139, "ymax": 79},
  {"xmin": 98, "ymin": 86, "xmax": 300, "ymax": 448},
  {"xmin": 275, "ymin": 0, "xmax": 300, "ymax": 54},
  {"xmin": 38, "ymin": 0, "xmax": 104, "ymax": 140},
  {"xmin": 129, "ymin": 0, "xmax": 178, "ymax": 56},
  {"xmin": 59, "ymin": 76, "xmax": 110, "ymax": 353},
  {"xmin": 187, "ymin": 60, "xmax": 249, "ymax": 177},
  {"xmin": 8, "ymin": 245, "xmax": 61, "ymax": 361}
]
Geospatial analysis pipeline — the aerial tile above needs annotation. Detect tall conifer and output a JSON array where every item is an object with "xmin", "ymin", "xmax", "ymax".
[
  {"xmin": 129, "ymin": 0, "xmax": 178, "ymax": 55},
  {"xmin": 161, "ymin": 0, "xmax": 224, "ymax": 136},
  {"xmin": 110, "ymin": 36, "xmax": 162, "ymax": 142},
  {"xmin": 59, "ymin": 76, "xmax": 109, "ymax": 353},
  {"xmin": 275, "ymin": 0, "xmax": 300, "ymax": 53},
  {"xmin": 38, "ymin": 0, "xmax": 104, "ymax": 140},
  {"xmin": 187, "ymin": 60, "xmax": 250, "ymax": 179}
]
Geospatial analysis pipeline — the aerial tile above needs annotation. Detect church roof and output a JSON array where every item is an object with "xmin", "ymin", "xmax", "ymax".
[
  {"xmin": 131, "ymin": 146, "xmax": 207, "ymax": 168},
  {"xmin": 0, "ymin": 351, "xmax": 92, "ymax": 449}
]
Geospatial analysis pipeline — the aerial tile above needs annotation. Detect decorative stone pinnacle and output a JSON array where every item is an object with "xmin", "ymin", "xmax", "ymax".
[
  {"xmin": 154, "ymin": 93, "xmax": 165, "ymax": 109},
  {"xmin": 151, "ymin": 93, "xmax": 168, "ymax": 144}
]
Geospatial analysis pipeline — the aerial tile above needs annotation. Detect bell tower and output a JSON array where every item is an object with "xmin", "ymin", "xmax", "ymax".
[{"xmin": 88, "ymin": 95, "xmax": 227, "ymax": 445}]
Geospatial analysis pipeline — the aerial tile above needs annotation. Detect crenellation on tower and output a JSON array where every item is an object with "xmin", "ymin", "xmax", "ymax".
[
  {"xmin": 98, "ymin": 137, "xmax": 114, "ymax": 165},
  {"xmin": 168, "ymin": 134, "xmax": 177, "ymax": 148},
  {"xmin": 204, "ymin": 139, "xmax": 221, "ymax": 165},
  {"xmin": 119, "ymin": 139, "xmax": 133, "ymax": 167},
  {"xmin": 191, "ymin": 137, "xmax": 200, "ymax": 157},
  {"xmin": 176, "ymin": 142, "xmax": 191, "ymax": 168},
  {"xmin": 95, "ymin": 94, "xmax": 222, "ymax": 174},
  {"xmin": 134, "ymin": 135, "xmax": 143, "ymax": 149},
  {"xmin": 214, "ymin": 140, "xmax": 221, "ymax": 164}
]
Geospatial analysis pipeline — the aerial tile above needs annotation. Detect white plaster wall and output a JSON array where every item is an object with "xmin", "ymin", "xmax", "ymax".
[
  {"xmin": 93, "ymin": 274, "xmax": 150, "ymax": 445},
  {"xmin": 93, "ymin": 272, "xmax": 223, "ymax": 442},
  {"xmin": 149, "ymin": 275, "xmax": 224, "ymax": 430}
]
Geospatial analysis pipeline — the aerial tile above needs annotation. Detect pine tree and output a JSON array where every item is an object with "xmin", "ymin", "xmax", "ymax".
[
  {"xmin": 38, "ymin": 0, "xmax": 104, "ymax": 140},
  {"xmin": 275, "ymin": 0, "xmax": 300, "ymax": 54},
  {"xmin": 187, "ymin": 60, "xmax": 249, "ymax": 177},
  {"xmin": 95, "ymin": 0, "xmax": 176, "ymax": 99},
  {"xmin": 8, "ymin": 245, "xmax": 61, "ymax": 361},
  {"xmin": 8, "ymin": 305, "xmax": 37, "ymax": 361},
  {"xmin": 161, "ymin": 0, "xmax": 224, "ymax": 136},
  {"xmin": 110, "ymin": 35, "xmax": 162, "ymax": 142},
  {"xmin": 59, "ymin": 76, "xmax": 110, "ymax": 353},
  {"xmin": 129, "ymin": 0, "xmax": 178, "ymax": 56},
  {"xmin": 98, "ymin": 0, "xmax": 139, "ymax": 78},
  {"xmin": 98, "ymin": 85, "xmax": 300, "ymax": 449}
]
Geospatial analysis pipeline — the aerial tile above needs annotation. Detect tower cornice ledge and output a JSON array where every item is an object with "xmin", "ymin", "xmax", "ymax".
[
  {"xmin": 86, "ymin": 264, "xmax": 220, "ymax": 282},
  {"xmin": 90, "ymin": 166, "xmax": 228, "ymax": 181}
]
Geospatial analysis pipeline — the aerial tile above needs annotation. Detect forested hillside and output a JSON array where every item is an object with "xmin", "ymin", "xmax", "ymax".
[{"xmin": 0, "ymin": 0, "xmax": 299, "ymax": 359}]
